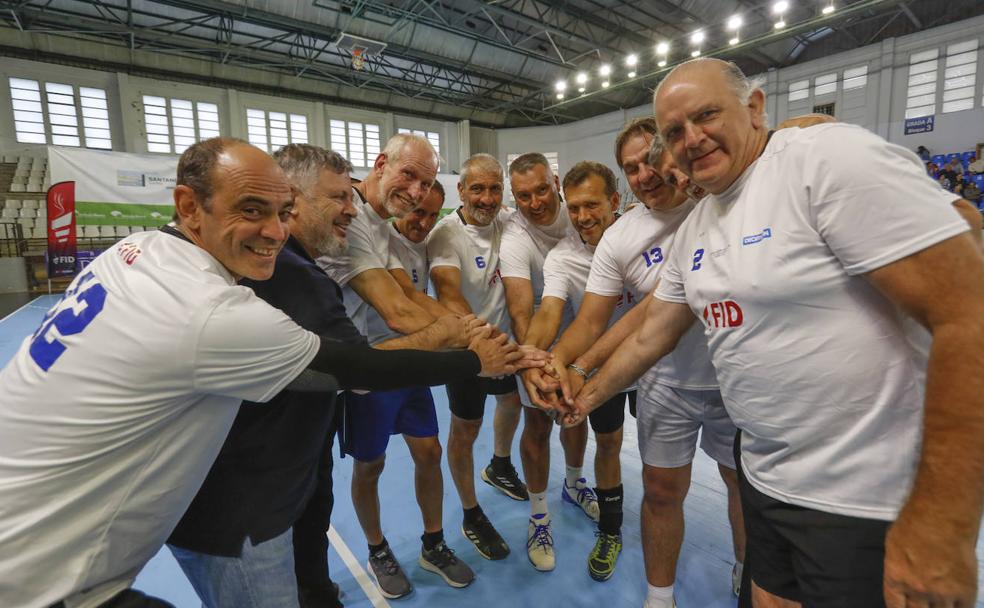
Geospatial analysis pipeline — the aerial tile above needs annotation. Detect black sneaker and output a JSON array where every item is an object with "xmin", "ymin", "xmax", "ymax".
[
  {"xmin": 461, "ymin": 513, "xmax": 510, "ymax": 560},
  {"xmin": 367, "ymin": 545, "xmax": 412, "ymax": 599},
  {"xmin": 419, "ymin": 540, "xmax": 476, "ymax": 588},
  {"xmin": 587, "ymin": 530, "xmax": 622, "ymax": 582},
  {"xmin": 481, "ymin": 462, "xmax": 529, "ymax": 501},
  {"xmin": 298, "ymin": 581, "xmax": 343, "ymax": 608}
]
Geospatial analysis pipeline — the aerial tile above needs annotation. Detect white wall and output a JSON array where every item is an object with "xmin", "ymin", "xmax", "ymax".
[{"xmin": 497, "ymin": 13, "xmax": 984, "ymax": 195}]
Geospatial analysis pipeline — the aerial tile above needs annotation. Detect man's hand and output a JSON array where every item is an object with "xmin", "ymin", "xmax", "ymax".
[
  {"xmin": 883, "ymin": 509, "xmax": 978, "ymax": 608},
  {"xmin": 520, "ymin": 367, "xmax": 564, "ymax": 411},
  {"xmin": 512, "ymin": 344, "xmax": 551, "ymax": 372},
  {"xmin": 558, "ymin": 394, "xmax": 589, "ymax": 428},
  {"xmin": 470, "ymin": 333, "xmax": 521, "ymax": 377},
  {"xmin": 437, "ymin": 313, "xmax": 489, "ymax": 348}
]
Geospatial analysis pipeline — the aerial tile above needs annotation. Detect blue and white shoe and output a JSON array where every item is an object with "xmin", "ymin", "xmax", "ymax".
[
  {"xmin": 526, "ymin": 513, "xmax": 555, "ymax": 571},
  {"xmin": 562, "ymin": 478, "xmax": 600, "ymax": 522}
]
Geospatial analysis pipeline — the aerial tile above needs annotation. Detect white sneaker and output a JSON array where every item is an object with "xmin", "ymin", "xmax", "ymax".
[
  {"xmin": 732, "ymin": 562, "xmax": 743, "ymax": 597},
  {"xmin": 526, "ymin": 513, "xmax": 555, "ymax": 571},
  {"xmin": 642, "ymin": 597, "xmax": 677, "ymax": 608},
  {"xmin": 561, "ymin": 477, "xmax": 600, "ymax": 522}
]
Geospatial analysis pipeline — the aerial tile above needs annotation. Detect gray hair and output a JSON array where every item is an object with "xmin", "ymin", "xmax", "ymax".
[
  {"xmin": 654, "ymin": 58, "xmax": 769, "ymax": 126},
  {"xmin": 459, "ymin": 153, "xmax": 503, "ymax": 185},
  {"xmin": 647, "ymin": 135, "xmax": 667, "ymax": 167},
  {"xmin": 381, "ymin": 132, "xmax": 441, "ymax": 169},
  {"xmin": 508, "ymin": 152, "xmax": 552, "ymax": 178},
  {"xmin": 273, "ymin": 144, "xmax": 353, "ymax": 194}
]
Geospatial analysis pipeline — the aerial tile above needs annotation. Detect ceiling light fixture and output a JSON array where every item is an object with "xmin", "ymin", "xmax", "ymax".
[
  {"xmin": 554, "ymin": 80, "xmax": 567, "ymax": 92},
  {"xmin": 729, "ymin": 37, "xmax": 740, "ymax": 45},
  {"xmin": 625, "ymin": 54, "xmax": 638, "ymax": 67},
  {"xmin": 691, "ymin": 31, "xmax": 705, "ymax": 45},
  {"xmin": 774, "ymin": 19, "xmax": 786, "ymax": 28},
  {"xmin": 627, "ymin": 71, "xmax": 637, "ymax": 78},
  {"xmin": 727, "ymin": 15, "xmax": 743, "ymax": 30},
  {"xmin": 576, "ymin": 72, "xmax": 588, "ymax": 84},
  {"xmin": 602, "ymin": 80, "xmax": 610, "ymax": 88},
  {"xmin": 599, "ymin": 64, "xmax": 612, "ymax": 77},
  {"xmin": 773, "ymin": 1, "xmax": 789, "ymax": 14},
  {"xmin": 656, "ymin": 41, "xmax": 670, "ymax": 55},
  {"xmin": 822, "ymin": 3, "xmax": 835, "ymax": 14},
  {"xmin": 657, "ymin": 59, "xmax": 667, "ymax": 67},
  {"xmin": 691, "ymin": 49, "xmax": 701, "ymax": 57}
]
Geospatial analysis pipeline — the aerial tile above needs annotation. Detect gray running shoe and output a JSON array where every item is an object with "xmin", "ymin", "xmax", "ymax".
[
  {"xmin": 367, "ymin": 545, "xmax": 412, "ymax": 599},
  {"xmin": 481, "ymin": 462, "xmax": 529, "ymax": 501},
  {"xmin": 419, "ymin": 540, "xmax": 475, "ymax": 588}
]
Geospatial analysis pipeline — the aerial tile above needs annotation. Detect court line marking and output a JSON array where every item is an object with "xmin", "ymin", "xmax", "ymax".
[
  {"xmin": 0, "ymin": 295, "xmax": 51, "ymax": 325},
  {"xmin": 327, "ymin": 525, "xmax": 392, "ymax": 608}
]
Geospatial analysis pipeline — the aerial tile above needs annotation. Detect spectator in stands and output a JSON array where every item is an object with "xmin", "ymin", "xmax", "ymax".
[
  {"xmin": 968, "ymin": 153, "xmax": 984, "ymax": 175},
  {"xmin": 940, "ymin": 158, "xmax": 963, "ymax": 186},
  {"xmin": 926, "ymin": 162, "xmax": 939, "ymax": 179},
  {"xmin": 963, "ymin": 180, "xmax": 982, "ymax": 206},
  {"xmin": 916, "ymin": 145, "xmax": 931, "ymax": 161}
]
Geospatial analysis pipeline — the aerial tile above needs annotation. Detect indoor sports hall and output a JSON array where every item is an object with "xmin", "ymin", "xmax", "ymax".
[{"xmin": 1, "ymin": 1, "xmax": 984, "ymax": 607}]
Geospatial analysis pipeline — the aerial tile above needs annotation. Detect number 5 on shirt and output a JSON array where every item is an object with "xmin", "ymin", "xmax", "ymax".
[{"xmin": 29, "ymin": 272, "xmax": 108, "ymax": 372}]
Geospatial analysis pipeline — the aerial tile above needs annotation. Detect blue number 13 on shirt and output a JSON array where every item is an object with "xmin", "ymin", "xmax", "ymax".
[
  {"xmin": 29, "ymin": 272, "xmax": 108, "ymax": 372},
  {"xmin": 641, "ymin": 247, "xmax": 663, "ymax": 267}
]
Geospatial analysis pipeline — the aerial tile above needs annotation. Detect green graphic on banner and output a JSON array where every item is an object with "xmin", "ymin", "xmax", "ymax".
[{"xmin": 75, "ymin": 201, "xmax": 173, "ymax": 226}]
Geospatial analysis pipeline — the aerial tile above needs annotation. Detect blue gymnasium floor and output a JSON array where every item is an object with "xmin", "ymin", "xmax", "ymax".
[{"xmin": 3, "ymin": 295, "xmax": 984, "ymax": 608}]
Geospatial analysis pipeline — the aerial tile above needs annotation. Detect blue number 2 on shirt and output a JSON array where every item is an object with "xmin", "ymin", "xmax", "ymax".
[{"xmin": 29, "ymin": 272, "xmax": 108, "ymax": 372}]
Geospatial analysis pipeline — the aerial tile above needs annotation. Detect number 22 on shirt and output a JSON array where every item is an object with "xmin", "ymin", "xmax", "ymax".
[{"xmin": 29, "ymin": 271, "xmax": 107, "ymax": 372}]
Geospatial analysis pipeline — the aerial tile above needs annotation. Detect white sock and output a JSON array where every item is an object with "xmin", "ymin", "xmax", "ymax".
[
  {"xmin": 530, "ymin": 490, "xmax": 549, "ymax": 517},
  {"xmin": 734, "ymin": 560, "xmax": 744, "ymax": 578},
  {"xmin": 565, "ymin": 465, "xmax": 583, "ymax": 488},
  {"xmin": 645, "ymin": 584, "xmax": 674, "ymax": 608}
]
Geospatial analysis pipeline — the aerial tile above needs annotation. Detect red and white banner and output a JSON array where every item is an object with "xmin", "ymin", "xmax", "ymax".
[{"xmin": 46, "ymin": 181, "xmax": 77, "ymax": 278}]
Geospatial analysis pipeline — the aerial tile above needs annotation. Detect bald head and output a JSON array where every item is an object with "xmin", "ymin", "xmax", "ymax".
[{"xmin": 652, "ymin": 58, "xmax": 769, "ymax": 195}]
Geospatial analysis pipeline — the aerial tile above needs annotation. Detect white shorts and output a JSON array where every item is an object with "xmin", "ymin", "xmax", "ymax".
[{"xmin": 636, "ymin": 380, "xmax": 736, "ymax": 469}]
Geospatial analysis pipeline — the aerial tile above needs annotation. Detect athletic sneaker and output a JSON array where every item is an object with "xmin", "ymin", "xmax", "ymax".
[
  {"xmin": 461, "ymin": 513, "xmax": 510, "ymax": 560},
  {"xmin": 526, "ymin": 513, "xmax": 555, "ymax": 571},
  {"xmin": 561, "ymin": 477, "xmax": 600, "ymax": 522},
  {"xmin": 732, "ymin": 562, "xmax": 743, "ymax": 597},
  {"xmin": 419, "ymin": 540, "xmax": 475, "ymax": 588},
  {"xmin": 298, "ymin": 581, "xmax": 342, "ymax": 608},
  {"xmin": 481, "ymin": 462, "xmax": 529, "ymax": 501},
  {"xmin": 587, "ymin": 530, "xmax": 622, "ymax": 582},
  {"xmin": 642, "ymin": 597, "xmax": 677, "ymax": 608},
  {"xmin": 367, "ymin": 545, "xmax": 412, "ymax": 599}
]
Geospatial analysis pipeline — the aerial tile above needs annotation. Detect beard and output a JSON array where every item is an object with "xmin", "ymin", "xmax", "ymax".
[
  {"xmin": 469, "ymin": 205, "xmax": 498, "ymax": 226},
  {"xmin": 314, "ymin": 231, "xmax": 347, "ymax": 258}
]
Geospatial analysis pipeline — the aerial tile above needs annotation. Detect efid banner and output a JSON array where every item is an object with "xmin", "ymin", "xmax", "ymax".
[
  {"xmin": 47, "ymin": 147, "xmax": 177, "ymax": 227},
  {"xmin": 46, "ymin": 181, "xmax": 77, "ymax": 278}
]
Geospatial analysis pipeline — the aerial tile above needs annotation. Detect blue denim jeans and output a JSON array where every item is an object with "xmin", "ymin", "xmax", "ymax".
[{"xmin": 168, "ymin": 528, "xmax": 299, "ymax": 608}]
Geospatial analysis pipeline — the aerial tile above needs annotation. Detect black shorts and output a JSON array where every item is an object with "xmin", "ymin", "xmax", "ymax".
[
  {"xmin": 445, "ymin": 375, "xmax": 518, "ymax": 420},
  {"xmin": 588, "ymin": 390, "xmax": 637, "ymax": 434},
  {"xmin": 736, "ymin": 432, "xmax": 890, "ymax": 607}
]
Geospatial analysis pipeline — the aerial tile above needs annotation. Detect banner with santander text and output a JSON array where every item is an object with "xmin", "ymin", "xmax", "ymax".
[{"xmin": 46, "ymin": 181, "xmax": 78, "ymax": 278}]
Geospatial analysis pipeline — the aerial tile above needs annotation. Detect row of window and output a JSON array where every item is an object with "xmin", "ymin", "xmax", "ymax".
[
  {"xmin": 7, "ymin": 79, "xmax": 438, "ymax": 169},
  {"xmin": 787, "ymin": 65, "xmax": 868, "ymax": 102},
  {"xmin": 905, "ymin": 39, "xmax": 979, "ymax": 119}
]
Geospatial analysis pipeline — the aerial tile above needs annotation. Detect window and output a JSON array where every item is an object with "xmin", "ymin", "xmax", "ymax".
[
  {"xmin": 398, "ymin": 128, "xmax": 442, "ymax": 167},
  {"xmin": 843, "ymin": 65, "xmax": 868, "ymax": 91},
  {"xmin": 8, "ymin": 78, "xmax": 113, "ymax": 148},
  {"xmin": 813, "ymin": 73, "xmax": 837, "ymax": 96},
  {"xmin": 813, "ymin": 102, "xmax": 835, "ymax": 116},
  {"xmin": 330, "ymin": 120, "xmax": 381, "ymax": 168},
  {"xmin": 246, "ymin": 109, "xmax": 308, "ymax": 153},
  {"xmin": 142, "ymin": 96, "xmax": 220, "ymax": 154},
  {"xmin": 906, "ymin": 48, "xmax": 939, "ymax": 119},
  {"xmin": 787, "ymin": 79, "xmax": 809, "ymax": 102},
  {"xmin": 942, "ymin": 39, "xmax": 978, "ymax": 114}
]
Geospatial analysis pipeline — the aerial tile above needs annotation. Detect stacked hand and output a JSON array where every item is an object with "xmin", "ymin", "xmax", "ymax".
[
  {"xmin": 520, "ymin": 358, "xmax": 591, "ymax": 427},
  {"xmin": 439, "ymin": 313, "xmax": 492, "ymax": 348},
  {"xmin": 469, "ymin": 335, "xmax": 552, "ymax": 378}
]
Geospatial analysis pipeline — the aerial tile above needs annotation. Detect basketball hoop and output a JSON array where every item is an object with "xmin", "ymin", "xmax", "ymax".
[{"xmin": 352, "ymin": 48, "xmax": 366, "ymax": 71}]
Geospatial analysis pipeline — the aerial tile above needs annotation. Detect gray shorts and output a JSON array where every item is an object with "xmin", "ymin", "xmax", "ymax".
[{"xmin": 636, "ymin": 381, "xmax": 736, "ymax": 469}]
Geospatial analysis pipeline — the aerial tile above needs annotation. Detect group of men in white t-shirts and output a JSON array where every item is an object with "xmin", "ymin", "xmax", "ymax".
[
  {"xmin": 1, "ymin": 56, "xmax": 983, "ymax": 608},
  {"xmin": 332, "ymin": 57, "xmax": 984, "ymax": 608}
]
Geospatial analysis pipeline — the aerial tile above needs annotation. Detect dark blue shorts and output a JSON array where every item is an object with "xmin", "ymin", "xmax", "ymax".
[{"xmin": 342, "ymin": 387, "xmax": 439, "ymax": 462}]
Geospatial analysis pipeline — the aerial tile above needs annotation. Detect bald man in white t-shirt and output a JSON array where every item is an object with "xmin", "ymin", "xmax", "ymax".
[{"xmin": 570, "ymin": 58, "xmax": 984, "ymax": 608}]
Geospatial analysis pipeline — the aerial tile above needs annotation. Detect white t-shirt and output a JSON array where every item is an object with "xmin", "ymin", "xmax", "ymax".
[
  {"xmin": 366, "ymin": 224, "xmax": 429, "ymax": 345},
  {"xmin": 427, "ymin": 207, "xmax": 513, "ymax": 333},
  {"xmin": 587, "ymin": 202, "xmax": 718, "ymax": 389},
  {"xmin": 500, "ymin": 204, "xmax": 572, "ymax": 305},
  {"xmin": 543, "ymin": 230, "xmax": 638, "ymax": 391},
  {"xmin": 655, "ymin": 123, "xmax": 966, "ymax": 520},
  {"xmin": 317, "ymin": 189, "xmax": 397, "ymax": 336},
  {"xmin": 0, "ymin": 230, "xmax": 320, "ymax": 608}
]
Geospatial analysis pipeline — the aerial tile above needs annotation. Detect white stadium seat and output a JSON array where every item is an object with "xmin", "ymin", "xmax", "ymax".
[
  {"xmin": 26, "ymin": 182, "xmax": 43, "ymax": 192},
  {"xmin": 99, "ymin": 226, "xmax": 117, "ymax": 238},
  {"xmin": 19, "ymin": 208, "xmax": 37, "ymax": 219},
  {"xmin": 10, "ymin": 184, "xmax": 25, "ymax": 192},
  {"xmin": 129, "ymin": 226, "xmax": 144, "ymax": 234},
  {"xmin": 83, "ymin": 225, "xmax": 101, "ymax": 239},
  {"xmin": 115, "ymin": 226, "xmax": 131, "ymax": 237},
  {"xmin": 5, "ymin": 200, "xmax": 22, "ymax": 210},
  {"xmin": 17, "ymin": 218, "xmax": 34, "ymax": 230},
  {"xmin": 21, "ymin": 200, "xmax": 39, "ymax": 210},
  {"xmin": 2, "ymin": 208, "xmax": 19, "ymax": 219},
  {"xmin": 30, "ymin": 227, "xmax": 46, "ymax": 239}
]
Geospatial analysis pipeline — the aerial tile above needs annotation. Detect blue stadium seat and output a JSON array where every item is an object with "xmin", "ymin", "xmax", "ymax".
[
  {"xmin": 931, "ymin": 155, "xmax": 946, "ymax": 165},
  {"xmin": 962, "ymin": 151, "xmax": 976, "ymax": 162}
]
